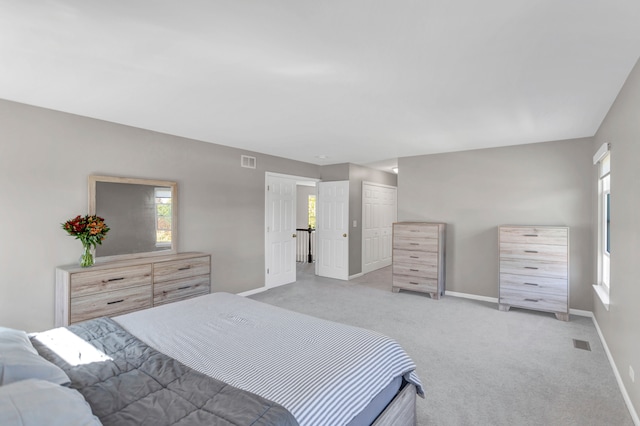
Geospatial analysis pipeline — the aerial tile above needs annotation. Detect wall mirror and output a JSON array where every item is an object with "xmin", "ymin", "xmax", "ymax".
[{"xmin": 89, "ymin": 175, "xmax": 178, "ymax": 261}]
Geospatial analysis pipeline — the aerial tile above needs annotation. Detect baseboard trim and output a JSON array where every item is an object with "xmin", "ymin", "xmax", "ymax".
[
  {"xmin": 445, "ymin": 291, "xmax": 498, "ymax": 304},
  {"xmin": 349, "ymin": 272, "xmax": 365, "ymax": 280},
  {"xmin": 569, "ymin": 308, "xmax": 592, "ymax": 318},
  {"xmin": 238, "ymin": 286, "xmax": 269, "ymax": 297},
  {"xmin": 592, "ymin": 316, "xmax": 640, "ymax": 425}
]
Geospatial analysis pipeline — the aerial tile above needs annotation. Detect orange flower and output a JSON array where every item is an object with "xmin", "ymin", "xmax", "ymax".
[{"xmin": 61, "ymin": 214, "xmax": 110, "ymax": 248}]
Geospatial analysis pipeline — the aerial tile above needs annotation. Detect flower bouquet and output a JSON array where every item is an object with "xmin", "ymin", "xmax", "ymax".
[{"xmin": 61, "ymin": 215, "xmax": 110, "ymax": 267}]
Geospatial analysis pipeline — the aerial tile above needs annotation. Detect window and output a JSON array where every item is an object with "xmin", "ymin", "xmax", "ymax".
[
  {"xmin": 155, "ymin": 188, "xmax": 172, "ymax": 246},
  {"xmin": 308, "ymin": 195, "xmax": 316, "ymax": 229},
  {"xmin": 594, "ymin": 143, "xmax": 610, "ymax": 308}
]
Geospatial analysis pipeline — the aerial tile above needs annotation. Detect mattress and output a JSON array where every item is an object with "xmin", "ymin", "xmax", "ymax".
[{"xmin": 115, "ymin": 292, "xmax": 423, "ymax": 426}]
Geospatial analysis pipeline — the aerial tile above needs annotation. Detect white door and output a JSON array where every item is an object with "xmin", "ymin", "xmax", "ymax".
[
  {"xmin": 362, "ymin": 183, "xmax": 397, "ymax": 274},
  {"xmin": 316, "ymin": 181, "xmax": 349, "ymax": 280},
  {"xmin": 265, "ymin": 176, "xmax": 297, "ymax": 287}
]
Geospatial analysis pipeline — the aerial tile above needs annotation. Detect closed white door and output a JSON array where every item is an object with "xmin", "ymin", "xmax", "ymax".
[
  {"xmin": 265, "ymin": 176, "xmax": 297, "ymax": 287},
  {"xmin": 316, "ymin": 181, "xmax": 349, "ymax": 280},
  {"xmin": 362, "ymin": 183, "xmax": 397, "ymax": 274}
]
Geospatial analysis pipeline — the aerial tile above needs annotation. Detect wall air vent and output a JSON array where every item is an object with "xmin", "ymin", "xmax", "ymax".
[{"xmin": 241, "ymin": 155, "xmax": 257, "ymax": 169}]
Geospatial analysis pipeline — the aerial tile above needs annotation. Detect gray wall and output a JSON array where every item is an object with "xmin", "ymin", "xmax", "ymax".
[
  {"xmin": 0, "ymin": 99, "xmax": 320, "ymax": 331},
  {"xmin": 398, "ymin": 138, "xmax": 594, "ymax": 311},
  {"xmin": 592, "ymin": 57, "xmax": 640, "ymax": 416}
]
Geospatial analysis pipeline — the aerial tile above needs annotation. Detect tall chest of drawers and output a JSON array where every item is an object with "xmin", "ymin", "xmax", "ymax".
[
  {"xmin": 392, "ymin": 222, "xmax": 446, "ymax": 299},
  {"xmin": 55, "ymin": 252, "xmax": 211, "ymax": 327},
  {"xmin": 498, "ymin": 226, "xmax": 569, "ymax": 321}
]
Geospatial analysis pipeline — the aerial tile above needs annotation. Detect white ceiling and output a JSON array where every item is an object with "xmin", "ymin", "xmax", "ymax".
[{"xmin": 1, "ymin": 1, "xmax": 639, "ymax": 170}]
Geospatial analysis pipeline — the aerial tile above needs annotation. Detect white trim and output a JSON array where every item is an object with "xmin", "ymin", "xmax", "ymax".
[
  {"xmin": 348, "ymin": 272, "xmax": 364, "ymax": 280},
  {"xmin": 592, "ymin": 316, "xmax": 640, "ymax": 425},
  {"xmin": 237, "ymin": 287, "xmax": 269, "ymax": 297},
  {"xmin": 593, "ymin": 142, "xmax": 610, "ymax": 164},
  {"xmin": 569, "ymin": 308, "xmax": 592, "ymax": 318},
  {"xmin": 593, "ymin": 284, "xmax": 611, "ymax": 311},
  {"xmin": 362, "ymin": 181, "xmax": 397, "ymax": 190},
  {"xmin": 266, "ymin": 171, "xmax": 320, "ymax": 183},
  {"xmin": 445, "ymin": 291, "xmax": 498, "ymax": 304}
]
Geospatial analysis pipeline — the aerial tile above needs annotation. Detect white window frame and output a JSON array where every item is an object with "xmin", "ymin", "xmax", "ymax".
[{"xmin": 593, "ymin": 143, "xmax": 610, "ymax": 309}]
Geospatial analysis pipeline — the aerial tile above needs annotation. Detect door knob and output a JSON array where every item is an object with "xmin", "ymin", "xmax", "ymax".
[
  {"xmin": 292, "ymin": 234, "xmax": 297, "ymax": 238},
  {"xmin": 343, "ymin": 233, "xmax": 348, "ymax": 237}
]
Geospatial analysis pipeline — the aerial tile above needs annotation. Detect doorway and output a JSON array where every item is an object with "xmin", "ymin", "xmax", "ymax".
[{"xmin": 265, "ymin": 173, "xmax": 319, "ymax": 287}]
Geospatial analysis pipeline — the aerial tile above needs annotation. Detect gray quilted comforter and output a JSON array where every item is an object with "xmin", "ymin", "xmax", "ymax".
[{"xmin": 31, "ymin": 317, "xmax": 298, "ymax": 426}]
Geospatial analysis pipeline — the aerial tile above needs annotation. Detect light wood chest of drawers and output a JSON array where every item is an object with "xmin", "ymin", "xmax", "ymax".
[
  {"xmin": 498, "ymin": 226, "xmax": 569, "ymax": 321},
  {"xmin": 55, "ymin": 252, "xmax": 211, "ymax": 326},
  {"xmin": 392, "ymin": 222, "xmax": 446, "ymax": 299}
]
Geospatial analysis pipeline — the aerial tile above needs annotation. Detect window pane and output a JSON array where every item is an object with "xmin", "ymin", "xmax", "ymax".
[
  {"xmin": 605, "ymin": 192, "xmax": 610, "ymax": 254},
  {"xmin": 600, "ymin": 153, "xmax": 610, "ymax": 178},
  {"xmin": 308, "ymin": 195, "xmax": 316, "ymax": 229},
  {"xmin": 155, "ymin": 187, "xmax": 172, "ymax": 244}
]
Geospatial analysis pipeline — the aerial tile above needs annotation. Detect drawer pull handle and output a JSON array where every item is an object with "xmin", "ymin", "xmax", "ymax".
[
  {"xmin": 178, "ymin": 266, "xmax": 192, "ymax": 271},
  {"xmin": 524, "ymin": 250, "xmax": 538, "ymax": 253},
  {"xmin": 409, "ymin": 281, "xmax": 419, "ymax": 285},
  {"xmin": 524, "ymin": 298, "xmax": 539, "ymax": 302},
  {"xmin": 524, "ymin": 266, "xmax": 538, "ymax": 270},
  {"xmin": 410, "ymin": 243, "xmax": 419, "ymax": 245},
  {"xmin": 410, "ymin": 256, "xmax": 419, "ymax": 259},
  {"xmin": 107, "ymin": 299, "xmax": 124, "ymax": 305},
  {"xmin": 524, "ymin": 234, "xmax": 538, "ymax": 237},
  {"xmin": 409, "ymin": 269, "xmax": 419, "ymax": 272},
  {"xmin": 178, "ymin": 285, "xmax": 190, "ymax": 290},
  {"xmin": 524, "ymin": 282, "xmax": 539, "ymax": 286},
  {"xmin": 104, "ymin": 277, "xmax": 124, "ymax": 282}
]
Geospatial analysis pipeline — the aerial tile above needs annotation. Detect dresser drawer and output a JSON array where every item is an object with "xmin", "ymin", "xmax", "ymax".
[
  {"xmin": 70, "ymin": 265, "xmax": 152, "ymax": 297},
  {"xmin": 154, "ymin": 275, "xmax": 210, "ymax": 305},
  {"xmin": 500, "ymin": 226, "xmax": 568, "ymax": 246},
  {"xmin": 393, "ymin": 263, "xmax": 438, "ymax": 279},
  {"xmin": 154, "ymin": 256, "xmax": 210, "ymax": 283},
  {"xmin": 500, "ymin": 242, "xmax": 567, "ymax": 263},
  {"xmin": 393, "ymin": 224, "xmax": 439, "ymax": 240},
  {"xmin": 393, "ymin": 275, "xmax": 438, "ymax": 293},
  {"xmin": 393, "ymin": 238, "xmax": 438, "ymax": 252},
  {"xmin": 393, "ymin": 249, "xmax": 438, "ymax": 265},
  {"xmin": 500, "ymin": 273, "xmax": 567, "ymax": 297},
  {"xmin": 70, "ymin": 285, "xmax": 152, "ymax": 324},
  {"xmin": 499, "ymin": 258, "xmax": 567, "ymax": 278},
  {"xmin": 499, "ymin": 288, "xmax": 568, "ymax": 313}
]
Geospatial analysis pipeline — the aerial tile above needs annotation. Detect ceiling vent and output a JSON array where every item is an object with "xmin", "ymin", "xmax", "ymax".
[{"xmin": 241, "ymin": 155, "xmax": 256, "ymax": 169}]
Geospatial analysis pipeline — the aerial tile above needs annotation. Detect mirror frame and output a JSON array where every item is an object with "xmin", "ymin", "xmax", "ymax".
[{"xmin": 88, "ymin": 175, "xmax": 178, "ymax": 262}]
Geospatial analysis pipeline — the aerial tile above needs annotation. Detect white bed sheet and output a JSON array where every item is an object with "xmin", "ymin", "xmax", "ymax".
[{"xmin": 115, "ymin": 292, "xmax": 423, "ymax": 426}]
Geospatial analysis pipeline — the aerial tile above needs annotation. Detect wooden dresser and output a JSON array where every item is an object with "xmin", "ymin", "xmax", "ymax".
[
  {"xmin": 55, "ymin": 252, "xmax": 211, "ymax": 326},
  {"xmin": 498, "ymin": 226, "xmax": 569, "ymax": 321},
  {"xmin": 392, "ymin": 222, "xmax": 446, "ymax": 299}
]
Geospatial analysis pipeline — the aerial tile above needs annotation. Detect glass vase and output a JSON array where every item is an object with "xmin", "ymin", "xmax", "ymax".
[{"xmin": 79, "ymin": 244, "xmax": 94, "ymax": 268}]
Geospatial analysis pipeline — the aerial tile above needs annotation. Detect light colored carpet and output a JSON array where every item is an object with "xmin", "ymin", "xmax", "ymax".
[{"xmin": 249, "ymin": 264, "xmax": 634, "ymax": 426}]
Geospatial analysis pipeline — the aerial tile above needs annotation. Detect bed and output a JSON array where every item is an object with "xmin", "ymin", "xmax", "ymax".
[{"xmin": 2, "ymin": 292, "xmax": 423, "ymax": 425}]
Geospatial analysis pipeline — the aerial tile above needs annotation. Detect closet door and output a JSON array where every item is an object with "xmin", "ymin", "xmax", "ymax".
[{"xmin": 362, "ymin": 183, "xmax": 397, "ymax": 274}]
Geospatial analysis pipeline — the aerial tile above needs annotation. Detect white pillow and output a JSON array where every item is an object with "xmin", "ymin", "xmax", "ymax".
[
  {"xmin": 0, "ymin": 327, "xmax": 70, "ymax": 386},
  {"xmin": 0, "ymin": 379, "xmax": 102, "ymax": 425}
]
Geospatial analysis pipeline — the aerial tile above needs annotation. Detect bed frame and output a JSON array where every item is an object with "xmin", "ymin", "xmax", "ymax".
[{"xmin": 373, "ymin": 382, "xmax": 417, "ymax": 426}]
